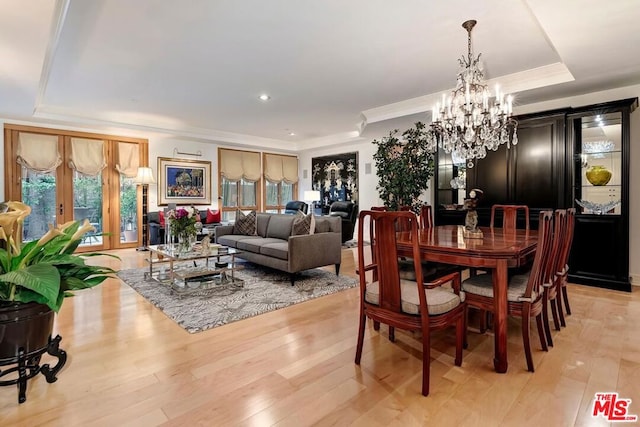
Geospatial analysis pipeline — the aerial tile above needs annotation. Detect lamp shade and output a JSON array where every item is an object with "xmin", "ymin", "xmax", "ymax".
[
  {"xmin": 133, "ymin": 167, "xmax": 156, "ymax": 185},
  {"xmin": 304, "ymin": 190, "xmax": 321, "ymax": 202}
]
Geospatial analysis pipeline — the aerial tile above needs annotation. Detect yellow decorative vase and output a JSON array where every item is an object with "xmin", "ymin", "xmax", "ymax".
[{"xmin": 586, "ymin": 165, "xmax": 612, "ymax": 186}]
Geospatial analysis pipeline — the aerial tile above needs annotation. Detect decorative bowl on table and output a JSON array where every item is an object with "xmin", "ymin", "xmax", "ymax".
[{"xmin": 575, "ymin": 199, "xmax": 620, "ymax": 214}]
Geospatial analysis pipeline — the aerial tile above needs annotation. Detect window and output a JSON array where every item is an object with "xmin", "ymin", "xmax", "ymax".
[
  {"xmin": 4, "ymin": 124, "xmax": 147, "ymax": 250},
  {"xmin": 263, "ymin": 153, "xmax": 298, "ymax": 213},
  {"xmin": 221, "ymin": 177, "xmax": 258, "ymax": 221},
  {"xmin": 265, "ymin": 181, "xmax": 294, "ymax": 213},
  {"xmin": 218, "ymin": 148, "xmax": 261, "ymax": 221}
]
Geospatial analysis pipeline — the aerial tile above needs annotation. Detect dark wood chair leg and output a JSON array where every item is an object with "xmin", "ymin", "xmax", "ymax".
[
  {"xmin": 335, "ymin": 263, "xmax": 341, "ymax": 276},
  {"xmin": 536, "ymin": 313, "xmax": 548, "ymax": 352},
  {"xmin": 421, "ymin": 328, "xmax": 431, "ymax": 396},
  {"xmin": 355, "ymin": 310, "xmax": 366, "ymax": 364},
  {"xmin": 388, "ymin": 326, "xmax": 395, "ymax": 342},
  {"xmin": 557, "ymin": 293, "xmax": 567, "ymax": 328},
  {"xmin": 522, "ymin": 307, "xmax": 534, "ymax": 372},
  {"xmin": 455, "ymin": 313, "xmax": 464, "ymax": 366},
  {"xmin": 542, "ymin": 297, "xmax": 553, "ymax": 347},
  {"xmin": 373, "ymin": 320, "xmax": 380, "ymax": 331},
  {"xmin": 289, "ymin": 273, "xmax": 295, "ymax": 286},
  {"xmin": 562, "ymin": 286, "xmax": 571, "ymax": 315},
  {"xmin": 550, "ymin": 299, "xmax": 561, "ymax": 331}
]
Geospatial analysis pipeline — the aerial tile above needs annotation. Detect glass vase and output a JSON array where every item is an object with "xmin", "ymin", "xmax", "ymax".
[{"xmin": 177, "ymin": 232, "xmax": 195, "ymax": 254}]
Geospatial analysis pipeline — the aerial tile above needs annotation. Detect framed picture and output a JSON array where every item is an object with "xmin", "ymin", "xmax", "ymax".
[
  {"xmin": 157, "ymin": 157, "xmax": 212, "ymax": 206},
  {"xmin": 311, "ymin": 152, "xmax": 358, "ymax": 213}
]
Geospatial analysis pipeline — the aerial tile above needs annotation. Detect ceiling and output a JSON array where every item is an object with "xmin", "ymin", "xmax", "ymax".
[{"xmin": 1, "ymin": 0, "xmax": 640, "ymax": 150}]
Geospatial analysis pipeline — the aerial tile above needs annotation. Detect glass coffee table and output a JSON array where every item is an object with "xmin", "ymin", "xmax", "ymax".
[{"xmin": 145, "ymin": 244, "xmax": 243, "ymax": 293}]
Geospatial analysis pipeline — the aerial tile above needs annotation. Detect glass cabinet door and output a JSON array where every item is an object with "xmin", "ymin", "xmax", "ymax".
[{"xmin": 576, "ymin": 112, "xmax": 622, "ymax": 214}]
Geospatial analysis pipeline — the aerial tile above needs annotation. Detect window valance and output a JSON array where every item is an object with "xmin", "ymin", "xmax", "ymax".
[
  {"xmin": 220, "ymin": 149, "xmax": 261, "ymax": 182},
  {"xmin": 264, "ymin": 153, "xmax": 298, "ymax": 184},
  {"xmin": 69, "ymin": 138, "xmax": 106, "ymax": 176},
  {"xmin": 115, "ymin": 142, "xmax": 140, "ymax": 177},
  {"xmin": 16, "ymin": 133, "xmax": 62, "ymax": 172}
]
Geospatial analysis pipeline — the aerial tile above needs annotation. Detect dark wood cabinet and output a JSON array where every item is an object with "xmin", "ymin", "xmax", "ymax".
[{"xmin": 434, "ymin": 98, "xmax": 637, "ymax": 292}]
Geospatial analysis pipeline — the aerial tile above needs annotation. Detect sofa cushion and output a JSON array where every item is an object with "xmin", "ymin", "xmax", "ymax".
[
  {"xmin": 260, "ymin": 242, "xmax": 289, "ymax": 260},
  {"xmin": 217, "ymin": 235, "xmax": 256, "ymax": 248},
  {"xmin": 292, "ymin": 211, "xmax": 315, "ymax": 235},
  {"xmin": 266, "ymin": 215, "xmax": 295, "ymax": 240},
  {"xmin": 314, "ymin": 217, "xmax": 331, "ymax": 233},
  {"xmin": 256, "ymin": 213, "xmax": 271, "ymax": 237},
  {"xmin": 236, "ymin": 237, "xmax": 285, "ymax": 253},
  {"xmin": 233, "ymin": 210, "xmax": 257, "ymax": 235},
  {"xmin": 206, "ymin": 208, "xmax": 221, "ymax": 224}
]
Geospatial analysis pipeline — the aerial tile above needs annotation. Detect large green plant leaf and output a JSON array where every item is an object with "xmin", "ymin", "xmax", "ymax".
[{"xmin": 0, "ymin": 264, "xmax": 60, "ymax": 310}]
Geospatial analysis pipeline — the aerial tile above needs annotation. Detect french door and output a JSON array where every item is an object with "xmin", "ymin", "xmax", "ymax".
[{"xmin": 4, "ymin": 125, "xmax": 148, "ymax": 252}]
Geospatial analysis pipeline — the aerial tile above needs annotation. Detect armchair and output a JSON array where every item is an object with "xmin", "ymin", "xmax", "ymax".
[
  {"xmin": 284, "ymin": 200, "xmax": 308, "ymax": 214},
  {"xmin": 328, "ymin": 201, "xmax": 358, "ymax": 243}
]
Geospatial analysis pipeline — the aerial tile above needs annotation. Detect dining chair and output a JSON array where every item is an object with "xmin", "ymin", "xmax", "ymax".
[
  {"xmin": 461, "ymin": 210, "xmax": 553, "ymax": 372},
  {"xmin": 540, "ymin": 209, "xmax": 566, "ymax": 347},
  {"xmin": 490, "ymin": 204, "xmax": 530, "ymax": 231},
  {"xmin": 555, "ymin": 208, "xmax": 576, "ymax": 326},
  {"xmin": 355, "ymin": 210, "xmax": 466, "ymax": 396},
  {"xmin": 420, "ymin": 204, "xmax": 433, "ymax": 229}
]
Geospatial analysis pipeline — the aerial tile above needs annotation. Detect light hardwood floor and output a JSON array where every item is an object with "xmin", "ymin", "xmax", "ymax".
[{"xmin": 1, "ymin": 247, "xmax": 639, "ymax": 426}]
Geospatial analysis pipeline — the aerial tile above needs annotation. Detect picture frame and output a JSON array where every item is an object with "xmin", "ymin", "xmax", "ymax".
[
  {"xmin": 157, "ymin": 157, "xmax": 212, "ymax": 206},
  {"xmin": 311, "ymin": 152, "xmax": 358, "ymax": 213}
]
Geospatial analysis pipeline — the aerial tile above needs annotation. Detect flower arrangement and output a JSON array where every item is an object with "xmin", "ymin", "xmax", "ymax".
[
  {"xmin": 0, "ymin": 201, "xmax": 118, "ymax": 312},
  {"xmin": 167, "ymin": 206, "xmax": 200, "ymax": 241}
]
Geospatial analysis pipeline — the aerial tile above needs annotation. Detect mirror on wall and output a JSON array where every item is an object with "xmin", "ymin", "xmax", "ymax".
[{"xmin": 577, "ymin": 112, "xmax": 622, "ymax": 214}]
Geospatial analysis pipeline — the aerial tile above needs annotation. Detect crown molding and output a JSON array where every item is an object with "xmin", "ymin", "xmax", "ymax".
[{"xmin": 296, "ymin": 131, "xmax": 364, "ymax": 152}]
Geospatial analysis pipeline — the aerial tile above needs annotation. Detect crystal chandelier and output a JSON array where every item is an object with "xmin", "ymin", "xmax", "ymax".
[{"xmin": 425, "ymin": 20, "xmax": 518, "ymax": 168}]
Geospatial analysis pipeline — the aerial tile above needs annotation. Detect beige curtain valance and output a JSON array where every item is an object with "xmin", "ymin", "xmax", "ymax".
[
  {"xmin": 115, "ymin": 142, "xmax": 140, "ymax": 177},
  {"xmin": 69, "ymin": 138, "xmax": 106, "ymax": 176},
  {"xmin": 220, "ymin": 149, "xmax": 261, "ymax": 182},
  {"xmin": 16, "ymin": 133, "xmax": 62, "ymax": 172},
  {"xmin": 264, "ymin": 154, "xmax": 298, "ymax": 184},
  {"xmin": 282, "ymin": 156, "xmax": 298, "ymax": 184}
]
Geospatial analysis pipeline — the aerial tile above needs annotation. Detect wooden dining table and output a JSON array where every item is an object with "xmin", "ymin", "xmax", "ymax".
[{"xmin": 396, "ymin": 225, "xmax": 537, "ymax": 373}]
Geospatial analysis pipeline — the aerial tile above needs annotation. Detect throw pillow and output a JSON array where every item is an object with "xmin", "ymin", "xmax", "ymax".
[
  {"xmin": 292, "ymin": 211, "xmax": 314, "ymax": 235},
  {"xmin": 206, "ymin": 208, "xmax": 221, "ymax": 224},
  {"xmin": 233, "ymin": 210, "xmax": 257, "ymax": 235},
  {"xmin": 158, "ymin": 210, "xmax": 165, "ymax": 228}
]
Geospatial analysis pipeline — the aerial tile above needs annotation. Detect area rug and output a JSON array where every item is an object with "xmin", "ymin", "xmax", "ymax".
[
  {"xmin": 343, "ymin": 240, "xmax": 369, "ymax": 249},
  {"xmin": 117, "ymin": 261, "xmax": 357, "ymax": 333}
]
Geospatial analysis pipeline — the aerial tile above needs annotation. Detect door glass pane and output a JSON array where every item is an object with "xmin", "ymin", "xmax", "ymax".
[
  {"xmin": 120, "ymin": 175, "xmax": 138, "ymax": 243},
  {"xmin": 73, "ymin": 171, "xmax": 103, "ymax": 246},
  {"xmin": 21, "ymin": 168, "xmax": 57, "ymax": 242}
]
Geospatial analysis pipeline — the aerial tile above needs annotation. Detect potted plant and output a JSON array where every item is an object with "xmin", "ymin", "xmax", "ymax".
[
  {"xmin": 0, "ymin": 201, "xmax": 117, "ymax": 403},
  {"xmin": 372, "ymin": 122, "xmax": 436, "ymax": 212}
]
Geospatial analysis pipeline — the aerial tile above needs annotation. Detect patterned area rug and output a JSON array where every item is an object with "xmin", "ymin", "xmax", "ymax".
[
  {"xmin": 117, "ymin": 261, "xmax": 357, "ymax": 333},
  {"xmin": 342, "ymin": 240, "xmax": 369, "ymax": 249}
]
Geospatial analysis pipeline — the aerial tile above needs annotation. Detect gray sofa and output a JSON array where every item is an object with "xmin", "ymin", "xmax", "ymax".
[{"xmin": 214, "ymin": 213, "xmax": 342, "ymax": 284}]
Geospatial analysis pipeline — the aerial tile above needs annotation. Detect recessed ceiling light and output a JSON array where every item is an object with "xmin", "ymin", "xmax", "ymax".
[
  {"xmin": 259, "ymin": 94, "xmax": 270, "ymax": 101},
  {"xmin": 288, "ymin": 132, "xmax": 296, "ymax": 136}
]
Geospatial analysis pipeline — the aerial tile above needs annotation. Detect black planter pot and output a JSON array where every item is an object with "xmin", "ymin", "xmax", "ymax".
[
  {"xmin": 0, "ymin": 302, "xmax": 53, "ymax": 361},
  {"xmin": 0, "ymin": 301, "xmax": 66, "ymax": 403}
]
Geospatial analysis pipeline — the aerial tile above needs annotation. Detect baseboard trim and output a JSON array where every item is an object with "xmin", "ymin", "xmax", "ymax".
[{"xmin": 630, "ymin": 274, "xmax": 640, "ymax": 286}]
